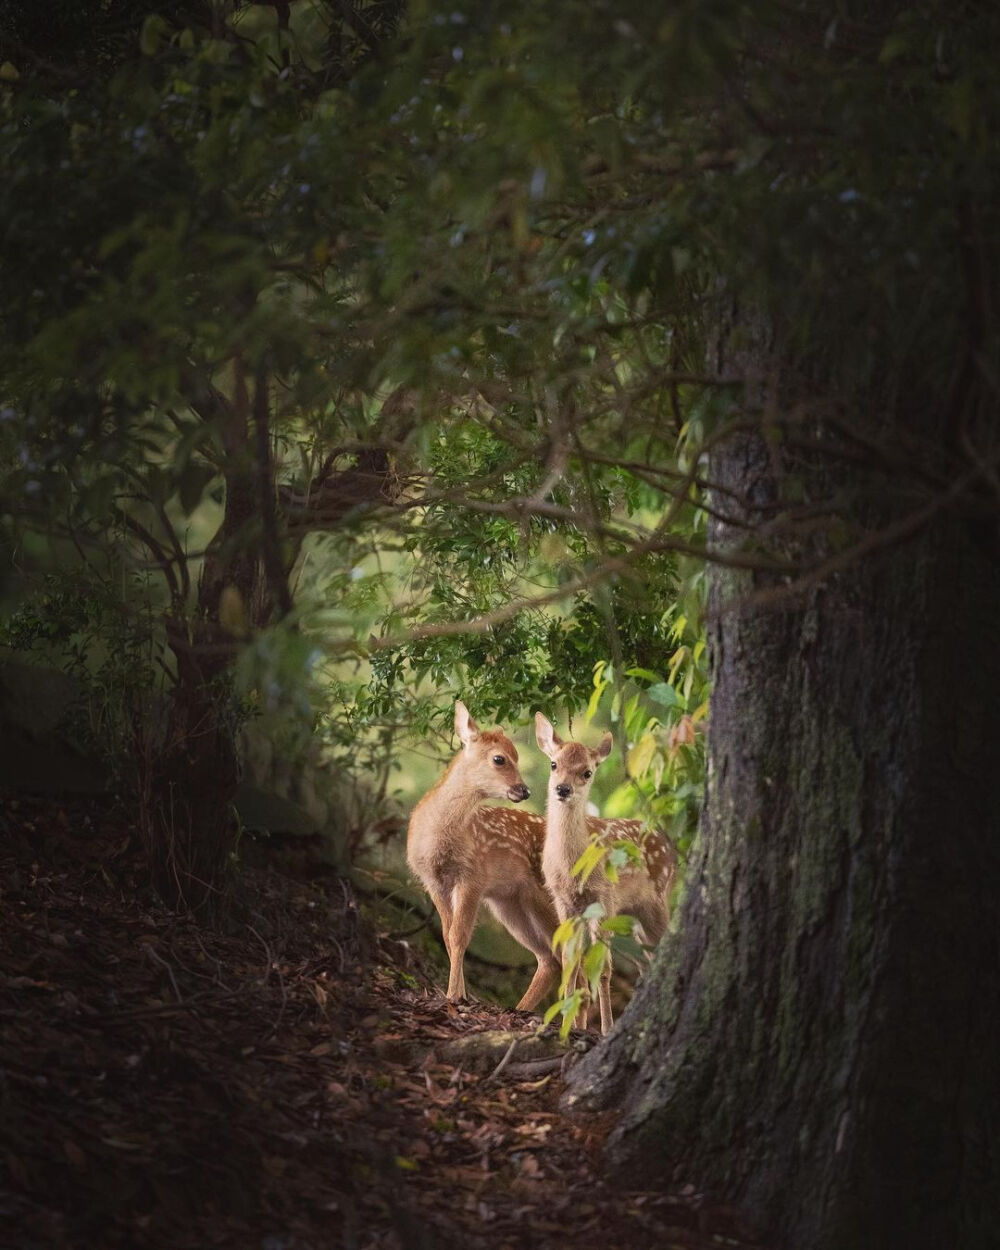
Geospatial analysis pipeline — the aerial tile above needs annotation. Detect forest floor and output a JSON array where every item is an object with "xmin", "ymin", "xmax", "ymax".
[{"xmin": 1, "ymin": 792, "xmax": 765, "ymax": 1250}]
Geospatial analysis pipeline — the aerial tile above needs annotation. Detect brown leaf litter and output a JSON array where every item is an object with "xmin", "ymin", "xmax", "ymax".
[{"xmin": 0, "ymin": 793, "xmax": 766, "ymax": 1250}]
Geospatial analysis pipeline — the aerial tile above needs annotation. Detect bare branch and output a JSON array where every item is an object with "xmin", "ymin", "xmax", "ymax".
[{"xmin": 115, "ymin": 509, "xmax": 181, "ymax": 601}]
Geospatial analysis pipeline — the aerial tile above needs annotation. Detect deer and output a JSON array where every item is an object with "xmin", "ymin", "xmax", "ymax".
[
  {"xmin": 534, "ymin": 712, "xmax": 676, "ymax": 1034},
  {"xmin": 406, "ymin": 701, "xmax": 561, "ymax": 1011}
]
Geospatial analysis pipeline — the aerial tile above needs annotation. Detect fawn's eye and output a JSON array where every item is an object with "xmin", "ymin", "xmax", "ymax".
[
  {"xmin": 582, "ymin": 769, "xmax": 592, "ymax": 780},
  {"xmin": 492, "ymin": 755, "xmax": 506, "ymax": 766},
  {"xmin": 550, "ymin": 761, "xmax": 557, "ymax": 771}
]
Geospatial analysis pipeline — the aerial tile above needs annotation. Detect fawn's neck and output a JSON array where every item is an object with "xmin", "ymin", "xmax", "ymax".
[
  {"xmin": 415, "ymin": 756, "xmax": 486, "ymax": 834},
  {"xmin": 545, "ymin": 794, "xmax": 592, "ymax": 862}
]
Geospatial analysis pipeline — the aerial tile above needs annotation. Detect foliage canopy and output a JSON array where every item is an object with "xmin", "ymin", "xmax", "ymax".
[{"xmin": 2, "ymin": 0, "xmax": 996, "ymax": 889}]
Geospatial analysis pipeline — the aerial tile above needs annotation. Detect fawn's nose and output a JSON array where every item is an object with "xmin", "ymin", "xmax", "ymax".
[
  {"xmin": 508, "ymin": 782, "xmax": 530, "ymax": 802},
  {"xmin": 555, "ymin": 782, "xmax": 572, "ymax": 800}
]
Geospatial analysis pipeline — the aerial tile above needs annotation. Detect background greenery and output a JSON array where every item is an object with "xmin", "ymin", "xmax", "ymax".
[{"xmin": 3, "ymin": 0, "xmax": 994, "ymax": 967}]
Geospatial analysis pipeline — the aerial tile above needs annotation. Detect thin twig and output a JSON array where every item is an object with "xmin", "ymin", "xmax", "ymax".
[
  {"xmin": 486, "ymin": 1039, "xmax": 518, "ymax": 1083},
  {"xmin": 145, "ymin": 944, "xmax": 183, "ymax": 1003}
]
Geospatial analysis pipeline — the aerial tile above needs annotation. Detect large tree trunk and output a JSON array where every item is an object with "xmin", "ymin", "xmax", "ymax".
[{"xmin": 566, "ymin": 414, "xmax": 1000, "ymax": 1246}]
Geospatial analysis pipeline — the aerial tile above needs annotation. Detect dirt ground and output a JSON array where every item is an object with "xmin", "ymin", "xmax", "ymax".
[{"xmin": 0, "ymin": 793, "xmax": 765, "ymax": 1250}]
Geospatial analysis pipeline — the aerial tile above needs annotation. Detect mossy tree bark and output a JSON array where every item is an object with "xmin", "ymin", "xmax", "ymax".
[{"xmin": 567, "ymin": 399, "xmax": 1000, "ymax": 1247}]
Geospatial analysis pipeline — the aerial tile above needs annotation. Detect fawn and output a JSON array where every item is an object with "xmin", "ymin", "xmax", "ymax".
[
  {"xmin": 535, "ymin": 712, "xmax": 676, "ymax": 1034},
  {"xmin": 407, "ymin": 701, "xmax": 560, "ymax": 1010}
]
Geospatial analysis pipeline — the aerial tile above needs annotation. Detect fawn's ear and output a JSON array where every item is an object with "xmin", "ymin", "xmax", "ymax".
[
  {"xmin": 595, "ymin": 732, "xmax": 614, "ymax": 763},
  {"xmin": 534, "ymin": 712, "xmax": 563, "ymax": 758},
  {"xmin": 455, "ymin": 700, "xmax": 480, "ymax": 745}
]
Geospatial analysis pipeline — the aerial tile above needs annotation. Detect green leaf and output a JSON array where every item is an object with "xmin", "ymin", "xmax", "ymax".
[
  {"xmin": 176, "ymin": 463, "xmax": 215, "ymax": 516},
  {"xmin": 625, "ymin": 666, "xmax": 661, "ymax": 683},
  {"xmin": 583, "ymin": 940, "xmax": 608, "ymax": 990},
  {"xmin": 585, "ymin": 678, "xmax": 605, "ymax": 723},
  {"xmin": 646, "ymin": 682, "xmax": 681, "ymax": 709},
  {"xmin": 627, "ymin": 733, "xmax": 657, "ymax": 778},
  {"xmin": 610, "ymin": 933, "xmax": 648, "ymax": 962},
  {"xmin": 558, "ymin": 990, "xmax": 583, "ymax": 1039},
  {"xmin": 610, "ymin": 839, "xmax": 641, "ymax": 863},
  {"xmin": 543, "ymin": 1000, "xmax": 563, "ymax": 1027},
  {"xmin": 140, "ymin": 15, "xmax": 169, "ymax": 56},
  {"xmin": 601, "ymin": 914, "xmax": 637, "ymax": 936},
  {"xmin": 172, "ymin": 419, "xmax": 219, "ymax": 472},
  {"xmin": 572, "ymin": 842, "xmax": 606, "ymax": 884},
  {"xmin": 878, "ymin": 32, "xmax": 909, "ymax": 63},
  {"xmin": 551, "ymin": 917, "xmax": 577, "ymax": 952},
  {"xmin": 141, "ymin": 465, "xmax": 168, "ymax": 507}
]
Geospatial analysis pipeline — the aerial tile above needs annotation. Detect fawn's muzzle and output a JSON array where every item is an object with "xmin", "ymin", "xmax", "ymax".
[
  {"xmin": 508, "ymin": 783, "xmax": 530, "ymax": 801},
  {"xmin": 555, "ymin": 783, "xmax": 572, "ymax": 800}
]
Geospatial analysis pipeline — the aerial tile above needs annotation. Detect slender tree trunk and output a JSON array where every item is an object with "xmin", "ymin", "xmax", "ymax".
[
  {"xmin": 138, "ymin": 373, "xmax": 409, "ymax": 913},
  {"xmin": 138, "ymin": 638, "xmax": 240, "ymax": 915},
  {"xmin": 567, "ymin": 406, "xmax": 1000, "ymax": 1245},
  {"xmin": 141, "ymin": 364, "xmax": 276, "ymax": 915}
]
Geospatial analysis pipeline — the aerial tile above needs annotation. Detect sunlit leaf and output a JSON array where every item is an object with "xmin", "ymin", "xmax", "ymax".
[
  {"xmin": 627, "ymin": 734, "xmax": 657, "ymax": 778},
  {"xmin": 551, "ymin": 917, "xmax": 577, "ymax": 953},
  {"xmin": 572, "ymin": 842, "xmax": 607, "ymax": 884},
  {"xmin": 583, "ymin": 940, "xmax": 608, "ymax": 992},
  {"xmin": 601, "ymin": 914, "xmax": 637, "ymax": 936}
]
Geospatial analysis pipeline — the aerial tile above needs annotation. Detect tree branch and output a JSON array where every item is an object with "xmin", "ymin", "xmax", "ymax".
[{"xmin": 253, "ymin": 370, "xmax": 293, "ymax": 619}]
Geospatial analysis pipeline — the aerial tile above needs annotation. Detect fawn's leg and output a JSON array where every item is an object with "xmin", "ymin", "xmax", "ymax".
[
  {"xmin": 427, "ymin": 887, "xmax": 456, "ymax": 993},
  {"xmin": 631, "ymin": 900, "xmax": 669, "ymax": 980},
  {"xmin": 632, "ymin": 898, "xmax": 668, "ymax": 953},
  {"xmin": 516, "ymin": 957, "xmax": 560, "ymax": 1013},
  {"xmin": 488, "ymin": 893, "xmax": 560, "ymax": 1012},
  {"xmin": 445, "ymin": 881, "xmax": 483, "ymax": 1000}
]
